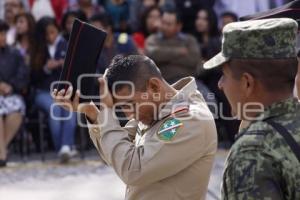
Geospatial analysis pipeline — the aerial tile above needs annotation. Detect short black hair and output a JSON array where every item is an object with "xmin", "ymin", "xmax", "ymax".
[
  {"xmin": 229, "ymin": 58, "xmax": 298, "ymax": 92},
  {"xmin": 89, "ymin": 13, "xmax": 113, "ymax": 28},
  {"xmin": 221, "ymin": 11, "xmax": 238, "ymax": 22},
  {"xmin": 163, "ymin": 8, "xmax": 182, "ymax": 24},
  {"xmin": 0, "ymin": 20, "xmax": 9, "ymax": 32},
  {"xmin": 106, "ymin": 55, "xmax": 162, "ymax": 93}
]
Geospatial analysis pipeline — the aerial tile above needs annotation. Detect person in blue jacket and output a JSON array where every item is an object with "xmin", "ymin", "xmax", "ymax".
[{"xmin": 30, "ymin": 17, "xmax": 77, "ymax": 163}]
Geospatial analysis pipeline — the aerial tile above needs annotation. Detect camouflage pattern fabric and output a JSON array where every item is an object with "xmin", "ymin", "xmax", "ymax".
[{"xmin": 222, "ymin": 98, "xmax": 300, "ymax": 200}]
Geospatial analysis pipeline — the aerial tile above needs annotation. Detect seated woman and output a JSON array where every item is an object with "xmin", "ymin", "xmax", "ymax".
[
  {"xmin": 133, "ymin": 6, "xmax": 162, "ymax": 54},
  {"xmin": 14, "ymin": 12, "xmax": 36, "ymax": 66},
  {"xmin": 30, "ymin": 17, "xmax": 77, "ymax": 163},
  {"xmin": 0, "ymin": 20, "xmax": 29, "ymax": 167}
]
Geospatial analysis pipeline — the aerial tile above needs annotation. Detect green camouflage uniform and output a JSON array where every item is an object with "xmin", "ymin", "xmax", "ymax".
[
  {"xmin": 204, "ymin": 18, "xmax": 300, "ymax": 199},
  {"xmin": 222, "ymin": 98, "xmax": 300, "ymax": 199}
]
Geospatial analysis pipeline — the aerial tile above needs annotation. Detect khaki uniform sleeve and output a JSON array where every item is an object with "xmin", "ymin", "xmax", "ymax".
[
  {"xmin": 87, "ymin": 116, "xmax": 139, "ymax": 162},
  {"xmin": 88, "ymin": 107, "xmax": 217, "ymax": 186}
]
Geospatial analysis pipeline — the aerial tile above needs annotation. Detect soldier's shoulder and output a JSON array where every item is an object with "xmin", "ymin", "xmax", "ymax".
[
  {"xmin": 155, "ymin": 101, "xmax": 216, "ymax": 142},
  {"xmin": 170, "ymin": 100, "xmax": 214, "ymax": 123},
  {"xmin": 234, "ymin": 120, "xmax": 272, "ymax": 152}
]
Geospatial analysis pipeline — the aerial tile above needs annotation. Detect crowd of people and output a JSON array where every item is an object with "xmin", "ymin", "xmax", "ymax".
[{"xmin": 0, "ymin": 0, "xmax": 294, "ymax": 166}]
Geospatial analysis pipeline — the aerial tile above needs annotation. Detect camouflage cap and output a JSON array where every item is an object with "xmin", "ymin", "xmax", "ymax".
[{"xmin": 203, "ymin": 18, "xmax": 298, "ymax": 69}]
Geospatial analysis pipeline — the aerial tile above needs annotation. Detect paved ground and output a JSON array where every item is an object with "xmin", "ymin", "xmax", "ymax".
[{"xmin": 0, "ymin": 150, "xmax": 228, "ymax": 200}]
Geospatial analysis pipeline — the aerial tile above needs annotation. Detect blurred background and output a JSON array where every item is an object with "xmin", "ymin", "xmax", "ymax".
[{"xmin": 0, "ymin": 0, "xmax": 295, "ymax": 199}]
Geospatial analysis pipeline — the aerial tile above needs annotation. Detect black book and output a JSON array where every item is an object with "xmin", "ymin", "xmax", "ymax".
[
  {"xmin": 240, "ymin": 0, "xmax": 300, "ymax": 29},
  {"xmin": 56, "ymin": 19, "xmax": 107, "ymax": 102}
]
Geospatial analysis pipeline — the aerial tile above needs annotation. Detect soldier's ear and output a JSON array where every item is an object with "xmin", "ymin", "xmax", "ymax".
[{"xmin": 242, "ymin": 72, "xmax": 255, "ymax": 97}]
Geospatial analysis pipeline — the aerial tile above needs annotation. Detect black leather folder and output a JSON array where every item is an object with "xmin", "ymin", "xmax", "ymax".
[
  {"xmin": 56, "ymin": 19, "xmax": 107, "ymax": 102},
  {"xmin": 240, "ymin": 0, "xmax": 300, "ymax": 29}
]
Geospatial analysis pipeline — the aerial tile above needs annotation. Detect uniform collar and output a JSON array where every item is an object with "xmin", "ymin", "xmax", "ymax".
[
  {"xmin": 137, "ymin": 77, "xmax": 197, "ymax": 133},
  {"xmin": 235, "ymin": 97, "xmax": 299, "ymax": 141},
  {"xmin": 258, "ymin": 97, "xmax": 299, "ymax": 120},
  {"xmin": 158, "ymin": 76, "xmax": 197, "ymax": 120}
]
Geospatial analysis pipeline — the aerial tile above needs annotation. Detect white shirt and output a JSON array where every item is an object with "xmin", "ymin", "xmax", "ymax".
[
  {"xmin": 31, "ymin": 0, "xmax": 55, "ymax": 21},
  {"xmin": 47, "ymin": 35, "xmax": 62, "ymax": 59}
]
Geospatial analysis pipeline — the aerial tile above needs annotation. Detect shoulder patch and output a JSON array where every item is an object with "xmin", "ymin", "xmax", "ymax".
[{"xmin": 157, "ymin": 118, "xmax": 183, "ymax": 141}]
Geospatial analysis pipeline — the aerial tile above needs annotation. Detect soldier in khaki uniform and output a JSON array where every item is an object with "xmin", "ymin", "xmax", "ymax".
[
  {"xmin": 204, "ymin": 18, "xmax": 300, "ymax": 199},
  {"xmin": 53, "ymin": 55, "xmax": 217, "ymax": 200}
]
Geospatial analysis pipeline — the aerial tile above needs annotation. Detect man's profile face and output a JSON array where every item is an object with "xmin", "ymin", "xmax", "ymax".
[
  {"xmin": 113, "ymin": 86, "xmax": 159, "ymax": 125},
  {"xmin": 4, "ymin": 0, "xmax": 22, "ymax": 21},
  {"xmin": 218, "ymin": 63, "xmax": 244, "ymax": 118},
  {"xmin": 160, "ymin": 13, "xmax": 181, "ymax": 38}
]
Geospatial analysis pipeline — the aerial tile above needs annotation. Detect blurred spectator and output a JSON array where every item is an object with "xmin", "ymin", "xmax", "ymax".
[
  {"xmin": 0, "ymin": 20, "xmax": 29, "ymax": 167},
  {"xmin": 69, "ymin": 0, "xmax": 104, "ymax": 19},
  {"xmin": 1, "ymin": 0, "xmax": 29, "ymax": 19},
  {"xmin": 174, "ymin": 0, "xmax": 216, "ymax": 33},
  {"xmin": 28, "ymin": 0, "xmax": 69, "ymax": 23},
  {"xmin": 193, "ymin": 8, "xmax": 220, "ymax": 61},
  {"xmin": 145, "ymin": 9, "xmax": 200, "ymax": 83},
  {"xmin": 220, "ymin": 11, "xmax": 238, "ymax": 30},
  {"xmin": 129, "ymin": 0, "xmax": 160, "ymax": 32},
  {"xmin": 105, "ymin": 0, "xmax": 130, "ymax": 32},
  {"xmin": 133, "ymin": 6, "xmax": 162, "ymax": 54},
  {"xmin": 269, "ymin": 0, "xmax": 286, "ymax": 8},
  {"xmin": 142, "ymin": 0, "xmax": 159, "ymax": 6},
  {"xmin": 30, "ymin": 0, "xmax": 55, "ymax": 21},
  {"xmin": 30, "ymin": 17, "xmax": 77, "ymax": 163},
  {"xmin": 61, "ymin": 10, "xmax": 87, "ymax": 41},
  {"xmin": 14, "ymin": 12, "xmax": 36, "ymax": 65},
  {"xmin": 4, "ymin": 0, "xmax": 26, "ymax": 45},
  {"xmin": 130, "ymin": 0, "xmax": 175, "ymax": 32},
  {"xmin": 69, "ymin": 0, "xmax": 99, "ymax": 7},
  {"xmin": 0, "ymin": 1, "xmax": 3, "ymax": 19},
  {"xmin": 49, "ymin": 0, "xmax": 69, "ymax": 23},
  {"xmin": 194, "ymin": 8, "xmax": 239, "ymax": 143},
  {"xmin": 96, "ymin": 0, "xmax": 106, "ymax": 5},
  {"xmin": 89, "ymin": 13, "xmax": 137, "ymax": 74},
  {"xmin": 214, "ymin": 0, "xmax": 270, "ymax": 18}
]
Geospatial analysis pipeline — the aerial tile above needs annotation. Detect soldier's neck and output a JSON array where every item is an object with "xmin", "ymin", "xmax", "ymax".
[{"xmin": 259, "ymin": 91, "xmax": 293, "ymax": 108}]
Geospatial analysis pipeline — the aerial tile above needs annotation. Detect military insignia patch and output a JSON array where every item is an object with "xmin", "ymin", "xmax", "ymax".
[{"xmin": 157, "ymin": 118, "xmax": 183, "ymax": 141}]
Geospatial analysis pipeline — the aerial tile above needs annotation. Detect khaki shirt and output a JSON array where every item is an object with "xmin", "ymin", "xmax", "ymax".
[{"xmin": 87, "ymin": 77, "xmax": 218, "ymax": 200}]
